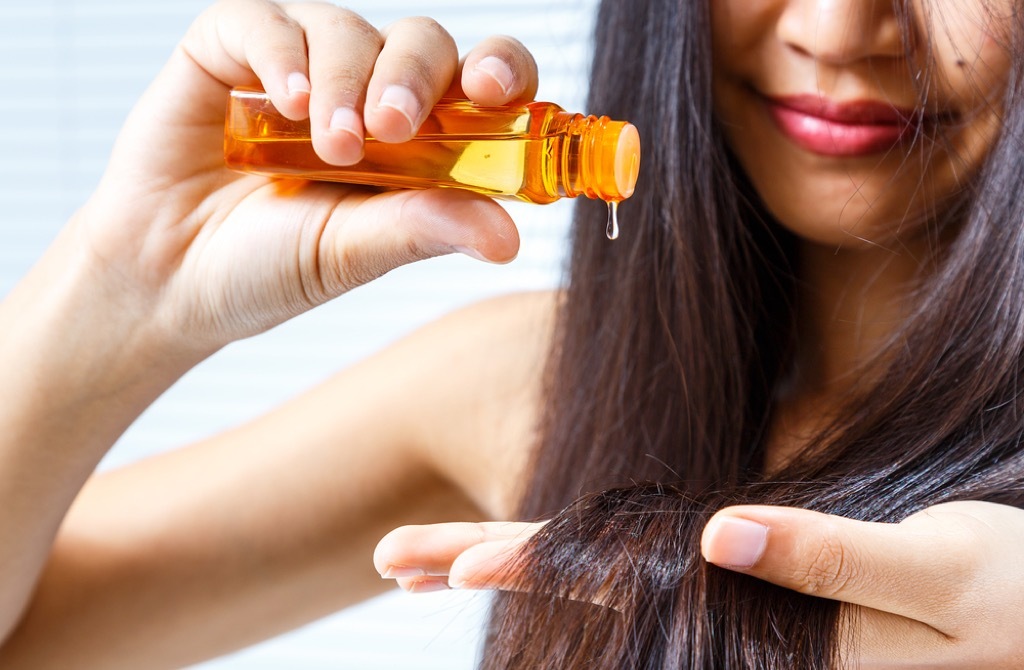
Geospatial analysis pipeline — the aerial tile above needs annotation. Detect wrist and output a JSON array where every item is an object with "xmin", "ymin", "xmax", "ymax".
[{"xmin": 0, "ymin": 210, "xmax": 215, "ymax": 423}]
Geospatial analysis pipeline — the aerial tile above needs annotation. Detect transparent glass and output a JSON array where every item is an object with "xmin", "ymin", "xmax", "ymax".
[{"xmin": 224, "ymin": 89, "xmax": 641, "ymax": 205}]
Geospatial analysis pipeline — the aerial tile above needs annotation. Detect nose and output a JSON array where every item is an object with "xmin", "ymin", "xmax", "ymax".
[{"xmin": 778, "ymin": 0, "xmax": 905, "ymax": 65}]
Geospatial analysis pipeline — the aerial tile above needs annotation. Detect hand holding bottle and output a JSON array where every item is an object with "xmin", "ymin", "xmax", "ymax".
[
  {"xmin": 76, "ymin": 0, "xmax": 542, "ymax": 353},
  {"xmin": 0, "ymin": 0, "xmax": 542, "ymax": 644}
]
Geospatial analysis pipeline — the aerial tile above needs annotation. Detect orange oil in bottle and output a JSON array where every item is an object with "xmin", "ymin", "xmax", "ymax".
[{"xmin": 224, "ymin": 89, "xmax": 641, "ymax": 207}]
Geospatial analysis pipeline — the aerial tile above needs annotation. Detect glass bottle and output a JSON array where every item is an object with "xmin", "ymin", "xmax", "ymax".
[{"xmin": 224, "ymin": 88, "xmax": 641, "ymax": 205}]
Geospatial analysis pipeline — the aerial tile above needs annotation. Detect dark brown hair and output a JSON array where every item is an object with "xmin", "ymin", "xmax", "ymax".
[{"xmin": 482, "ymin": 0, "xmax": 1024, "ymax": 667}]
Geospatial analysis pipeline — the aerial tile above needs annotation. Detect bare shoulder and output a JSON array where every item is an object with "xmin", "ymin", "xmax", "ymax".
[{"xmin": 376, "ymin": 290, "xmax": 559, "ymax": 519}]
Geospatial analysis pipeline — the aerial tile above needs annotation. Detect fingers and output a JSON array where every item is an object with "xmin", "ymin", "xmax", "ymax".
[
  {"xmin": 181, "ymin": 0, "xmax": 312, "ymax": 120},
  {"xmin": 458, "ymin": 36, "xmax": 540, "ymax": 106},
  {"xmin": 364, "ymin": 18, "xmax": 460, "ymax": 143},
  {"xmin": 447, "ymin": 537, "xmax": 533, "ymax": 589},
  {"xmin": 289, "ymin": 11, "xmax": 463, "ymax": 159},
  {"xmin": 394, "ymin": 539, "xmax": 531, "ymax": 594},
  {"xmin": 699, "ymin": 505, "xmax": 979, "ymax": 634},
  {"xmin": 373, "ymin": 521, "xmax": 542, "ymax": 591},
  {"xmin": 181, "ymin": 1, "xmax": 540, "ymax": 165},
  {"xmin": 285, "ymin": 5, "xmax": 383, "ymax": 164}
]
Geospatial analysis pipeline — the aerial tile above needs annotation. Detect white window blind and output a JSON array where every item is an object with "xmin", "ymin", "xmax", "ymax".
[{"xmin": 0, "ymin": 1, "xmax": 598, "ymax": 668}]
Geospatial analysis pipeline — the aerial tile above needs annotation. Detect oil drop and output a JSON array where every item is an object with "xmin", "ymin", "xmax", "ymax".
[{"xmin": 606, "ymin": 201, "xmax": 620, "ymax": 241}]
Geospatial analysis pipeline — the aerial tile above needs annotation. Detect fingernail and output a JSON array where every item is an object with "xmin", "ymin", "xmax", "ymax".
[
  {"xmin": 473, "ymin": 56, "xmax": 514, "ymax": 97},
  {"xmin": 406, "ymin": 579, "xmax": 450, "ymax": 594},
  {"xmin": 287, "ymin": 72, "xmax": 311, "ymax": 96},
  {"xmin": 377, "ymin": 85, "xmax": 421, "ymax": 134},
  {"xmin": 329, "ymin": 107, "xmax": 362, "ymax": 140},
  {"xmin": 704, "ymin": 517, "xmax": 768, "ymax": 569},
  {"xmin": 452, "ymin": 245, "xmax": 492, "ymax": 263},
  {"xmin": 381, "ymin": 565, "xmax": 426, "ymax": 579}
]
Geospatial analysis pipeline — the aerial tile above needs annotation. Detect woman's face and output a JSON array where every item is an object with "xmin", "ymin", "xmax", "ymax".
[{"xmin": 712, "ymin": 0, "xmax": 1013, "ymax": 248}]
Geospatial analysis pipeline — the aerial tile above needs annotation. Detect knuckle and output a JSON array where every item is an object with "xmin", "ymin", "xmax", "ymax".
[
  {"xmin": 332, "ymin": 198, "xmax": 425, "ymax": 292},
  {"xmin": 248, "ymin": 12, "xmax": 306, "ymax": 61},
  {"xmin": 387, "ymin": 16, "xmax": 458, "ymax": 65},
  {"xmin": 402, "ymin": 234, "xmax": 430, "ymax": 263},
  {"xmin": 480, "ymin": 35, "xmax": 535, "ymax": 68},
  {"xmin": 394, "ymin": 192, "xmax": 436, "ymax": 262},
  {"xmin": 795, "ymin": 531, "xmax": 854, "ymax": 597},
  {"xmin": 261, "ymin": 41, "xmax": 307, "ymax": 67},
  {"xmin": 334, "ymin": 242, "xmax": 378, "ymax": 291},
  {"xmin": 317, "ymin": 69, "xmax": 369, "ymax": 103},
  {"xmin": 255, "ymin": 6, "xmax": 301, "ymax": 35},
  {"xmin": 389, "ymin": 55, "xmax": 444, "ymax": 92},
  {"xmin": 398, "ymin": 16, "xmax": 454, "ymax": 45},
  {"xmin": 324, "ymin": 10, "xmax": 384, "ymax": 50},
  {"xmin": 488, "ymin": 35, "xmax": 530, "ymax": 58}
]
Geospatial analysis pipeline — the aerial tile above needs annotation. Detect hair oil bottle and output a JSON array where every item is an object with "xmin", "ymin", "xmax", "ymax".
[{"xmin": 224, "ymin": 89, "xmax": 641, "ymax": 235}]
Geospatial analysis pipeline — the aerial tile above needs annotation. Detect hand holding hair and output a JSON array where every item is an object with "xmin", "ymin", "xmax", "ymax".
[
  {"xmin": 700, "ymin": 500, "xmax": 1024, "ymax": 667},
  {"xmin": 378, "ymin": 498, "xmax": 1024, "ymax": 667},
  {"xmin": 374, "ymin": 521, "xmax": 544, "ymax": 594}
]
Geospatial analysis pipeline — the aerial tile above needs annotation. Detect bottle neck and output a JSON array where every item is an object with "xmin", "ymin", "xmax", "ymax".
[{"xmin": 556, "ymin": 113, "xmax": 641, "ymax": 202}]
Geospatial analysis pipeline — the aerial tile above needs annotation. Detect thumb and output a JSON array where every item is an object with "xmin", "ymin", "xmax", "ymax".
[
  {"xmin": 699, "ymin": 505, "xmax": 968, "ymax": 631},
  {"xmin": 322, "ymin": 186, "xmax": 519, "ymax": 292}
]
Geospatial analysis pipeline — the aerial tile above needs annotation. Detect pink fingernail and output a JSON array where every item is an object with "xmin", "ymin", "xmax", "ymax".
[
  {"xmin": 704, "ymin": 517, "xmax": 768, "ymax": 569},
  {"xmin": 381, "ymin": 565, "xmax": 426, "ymax": 579},
  {"xmin": 329, "ymin": 107, "xmax": 362, "ymax": 138},
  {"xmin": 473, "ymin": 56, "xmax": 514, "ymax": 97},
  {"xmin": 406, "ymin": 579, "xmax": 450, "ymax": 594},
  {"xmin": 377, "ymin": 85, "xmax": 421, "ymax": 133},
  {"xmin": 287, "ymin": 72, "xmax": 311, "ymax": 96},
  {"xmin": 452, "ymin": 245, "xmax": 491, "ymax": 263}
]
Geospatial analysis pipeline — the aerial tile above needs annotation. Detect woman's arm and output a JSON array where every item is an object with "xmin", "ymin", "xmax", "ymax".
[
  {"xmin": 0, "ymin": 291, "xmax": 553, "ymax": 669},
  {"xmin": 0, "ymin": 0, "xmax": 542, "ymax": 664},
  {"xmin": 0, "ymin": 211, "xmax": 213, "ymax": 652}
]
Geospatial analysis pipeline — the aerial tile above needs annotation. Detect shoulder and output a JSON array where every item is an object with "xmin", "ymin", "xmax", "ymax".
[
  {"xmin": 372, "ymin": 290, "xmax": 559, "ymax": 518},
  {"xmin": 403, "ymin": 290, "xmax": 558, "ymax": 358},
  {"xmin": 379, "ymin": 290, "xmax": 558, "ymax": 375}
]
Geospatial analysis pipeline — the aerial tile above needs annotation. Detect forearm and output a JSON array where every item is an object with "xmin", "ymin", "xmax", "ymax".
[
  {"xmin": 0, "ymin": 212, "xmax": 209, "ymax": 642},
  {"xmin": 0, "ymin": 355, "xmax": 483, "ymax": 669}
]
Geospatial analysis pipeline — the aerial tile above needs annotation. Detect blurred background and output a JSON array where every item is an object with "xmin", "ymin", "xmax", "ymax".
[{"xmin": 0, "ymin": 0, "xmax": 599, "ymax": 667}]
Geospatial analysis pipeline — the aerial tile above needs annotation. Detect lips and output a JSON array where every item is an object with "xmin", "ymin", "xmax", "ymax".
[{"xmin": 763, "ymin": 93, "xmax": 925, "ymax": 157}]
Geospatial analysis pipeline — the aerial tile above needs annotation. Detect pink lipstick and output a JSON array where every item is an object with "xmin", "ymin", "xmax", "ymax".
[{"xmin": 763, "ymin": 94, "xmax": 922, "ymax": 157}]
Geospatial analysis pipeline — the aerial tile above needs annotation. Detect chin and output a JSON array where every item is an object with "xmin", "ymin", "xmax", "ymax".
[{"xmin": 765, "ymin": 199, "xmax": 927, "ymax": 251}]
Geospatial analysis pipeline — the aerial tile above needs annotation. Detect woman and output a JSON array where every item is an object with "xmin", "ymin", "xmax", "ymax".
[
  {"xmin": 380, "ymin": 0, "xmax": 1024, "ymax": 666},
  {"xmin": 0, "ymin": 0, "xmax": 1019, "ymax": 668}
]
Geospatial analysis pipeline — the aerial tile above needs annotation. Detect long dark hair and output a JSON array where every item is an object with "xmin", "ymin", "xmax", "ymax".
[{"xmin": 482, "ymin": 0, "xmax": 1024, "ymax": 667}]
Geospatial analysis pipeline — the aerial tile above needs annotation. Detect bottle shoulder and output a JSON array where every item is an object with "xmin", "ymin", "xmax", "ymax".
[{"xmin": 418, "ymin": 99, "xmax": 571, "ymax": 139}]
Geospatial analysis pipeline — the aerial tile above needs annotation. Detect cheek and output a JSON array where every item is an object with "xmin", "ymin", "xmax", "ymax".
[
  {"xmin": 711, "ymin": 0, "xmax": 780, "ymax": 60},
  {"xmin": 921, "ymin": 2, "xmax": 1013, "ymax": 107}
]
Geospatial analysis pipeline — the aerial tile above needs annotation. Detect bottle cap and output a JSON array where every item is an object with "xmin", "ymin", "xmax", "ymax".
[
  {"xmin": 614, "ymin": 123, "xmax": 641, "ymax": 199},
  {"xmin": 592, "ymin": 120, "xmax": 641, "ymax": 201}
]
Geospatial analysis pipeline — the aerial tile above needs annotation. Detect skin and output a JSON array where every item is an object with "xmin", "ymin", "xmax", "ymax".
[
  {"xmin": 0, "ymin": 0, "xmax": 1021, "ymax": 667},
  {"xmin": 711, "ymin": 0, "xmax": 1012, "ymax": 438},
  {"xmin": 713, "ymin": 0, "xmax": 1010, "ymax": 249}
]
